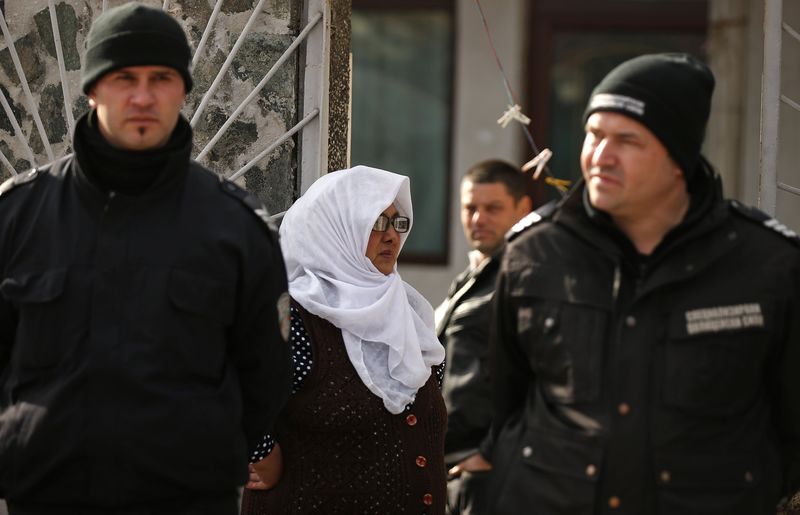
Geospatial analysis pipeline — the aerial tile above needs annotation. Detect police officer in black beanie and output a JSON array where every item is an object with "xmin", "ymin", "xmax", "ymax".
[
  {"xmin": 484, "ymin": 53, "xmax": 800, "ymax": 514},
  {"xmin": 0, "ymin": 3, "xmax": 292, "ymax": 514}
]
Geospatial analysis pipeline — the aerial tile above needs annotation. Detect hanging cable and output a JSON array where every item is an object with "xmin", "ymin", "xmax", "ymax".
[{"xmin": 472, "ymin": 0, "xmax": 568, "ymax": 194}]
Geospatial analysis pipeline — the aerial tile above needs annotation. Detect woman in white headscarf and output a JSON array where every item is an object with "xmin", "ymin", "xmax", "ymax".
[{"xmin": 241, "ymin": 166, "xmax": 447, "ymax": 515}]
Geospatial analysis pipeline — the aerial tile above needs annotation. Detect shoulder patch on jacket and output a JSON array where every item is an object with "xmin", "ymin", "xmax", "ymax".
[
  {"xmin": 505, "ymin": 199, "xmax": 559, "ymax": 243},
  {"xmin": 506, "ymin": 211, "xmax": 543, "ymax": 243},
  {"xmin": 729, "ymin": 199, "xmax": 800, "ymax": 246},
  {"xmin": 219, "ymin": 178, "xmax": 279, "ymax": 236},
  {"xmin": 0, "ymin": 168, "xmax": 39, "ymax": 198}
]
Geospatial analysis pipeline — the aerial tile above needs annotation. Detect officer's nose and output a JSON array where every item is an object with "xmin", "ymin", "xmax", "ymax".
[
  {"xmin": 592, "ymin": 138, "xmax": 616, "ymax": 167},
  {"xmin": 130, "ymin": 82, "xmax": 156, "ymax": 107}
]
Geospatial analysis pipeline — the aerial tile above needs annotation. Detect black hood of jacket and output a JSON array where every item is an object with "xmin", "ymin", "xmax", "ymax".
[{"xmin": 72, "ymin": 110, "xmax": 193, "ymax": 196}]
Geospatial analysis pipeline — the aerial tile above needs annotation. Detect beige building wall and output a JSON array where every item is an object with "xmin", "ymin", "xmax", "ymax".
[
  {"xmin": 705, "ymin": 0, "xmax": 750, "ymax": 199},
  {"xmin": 705, "ymin": 0, "xmax": 766, "ymax": 206}
]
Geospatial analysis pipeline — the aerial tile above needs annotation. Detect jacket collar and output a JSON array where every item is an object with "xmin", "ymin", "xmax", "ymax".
[{"xmin": 554, "ymin": 159, "xmax": 730, "ymax": 274}]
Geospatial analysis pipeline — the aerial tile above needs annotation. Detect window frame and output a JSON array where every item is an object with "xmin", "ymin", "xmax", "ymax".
[{"xmin": 351, "ymin": 0, "xmax": 456, "ymax": 264}]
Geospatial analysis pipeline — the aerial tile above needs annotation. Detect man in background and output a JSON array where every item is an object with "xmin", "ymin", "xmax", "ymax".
[{"xmin": 436, "ymin": 160, "xmax": 531, "ymax": 515}]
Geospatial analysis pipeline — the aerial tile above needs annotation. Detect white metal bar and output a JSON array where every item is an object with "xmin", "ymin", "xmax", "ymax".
[
  {"xmin": 0, "ymin": 88, "xmax": 37, "ymax": 166},
  {"xmin": 196, "ymin": 12, "xmax": 323, "ymax": 161},
  {"xmin": 759, "ymin": 0, "xmax": 783, "ymax": 215},
  {"xmin": 300, "ymin": 0, "xmax": 330, "ymax": 193},
  {"xmin": 228, "ymin": 108, "xmax": 319, "ymax": 182},
  {"xmin": 346, "ymin": 51, "xmax": 352, "ymax": 167},
  {"xmin": 190, "ymin": 0, "xmax": 269, "ymax": 128},
  {"xmin": 48, "ymin": 0, "xmax": 75, "ymax": 139},
  {"xmin": 162, "ymin": 0, "xmax": 170, "ymax": 10},
  {"xmin": 784, "ymin": 21, "xmax": 800, "ymax": 43},
  {"xmin": 778, "ymin": 182, "xmax": 800, "ymax": 196},
  {"xmin": 781, "ymin": 94, "xmax": 800, "ymax": 112},
  {"xmin": 0, "ymin": 148, "xmax": 17, "ymax": 176},
  {"xmin": 191, "ymin": 0, "xmax": 224, "ymax": 70},
  {"xmin": 102, "ymin": 0, "xmax": 107, "ymax": 11},
  {"xmin": 0, "ymin": 9, "xmax": 54, "ymax": 160}
]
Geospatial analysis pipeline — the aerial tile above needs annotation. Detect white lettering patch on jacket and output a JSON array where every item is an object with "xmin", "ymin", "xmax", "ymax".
[
  {"xmin": 588, "ymin": 93, "xmax": 645, "ymax": 116},
  {"xmin": 685, "ymin": 303, "xmax": 764, "ymax": 335}
]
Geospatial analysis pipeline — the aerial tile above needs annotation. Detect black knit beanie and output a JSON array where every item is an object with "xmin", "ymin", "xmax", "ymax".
[
  {"xmin": 81, "ymin": 2, "xmax": 193, "ymax": 94},
  {"xmin": 582, "ymin": 53, "xmax": 714, "ymax": 178}
]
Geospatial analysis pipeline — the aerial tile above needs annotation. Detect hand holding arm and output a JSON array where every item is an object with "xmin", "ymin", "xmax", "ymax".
[{"xmin": 246, "ymin": 442, "xmax": 283, "ymax": 490}]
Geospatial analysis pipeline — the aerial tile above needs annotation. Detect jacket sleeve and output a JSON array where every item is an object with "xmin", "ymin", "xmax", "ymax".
[
  {"xmin": 228, "ymin": 227, "xmax": 292, "ymax": 456},
  {"xmin": 0, "ymin": 224, "xmax": 15, "ymax": 379},
  {"xmin": 0, "ymin": 291, "xmax": 14, "ymax": 380},
  {"xmin": 442, "ymin": 291, "xmax": 493, "ymax": 452},
  {"xmin": 482, "ymin": 258, "xmax": 534, "ymax": 460},
  {"xmin": 778, "ymin": 260, "xmax": 800, "ymax": 497}
]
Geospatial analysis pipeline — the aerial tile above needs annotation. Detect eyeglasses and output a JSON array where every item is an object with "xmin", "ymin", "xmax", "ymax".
[{"xmin": 372, "ymin": 214, "xmax": 410, "ymax": 233}]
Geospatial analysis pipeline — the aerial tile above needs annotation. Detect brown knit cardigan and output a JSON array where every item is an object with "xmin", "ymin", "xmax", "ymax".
[{"xmin": 241, "ymin": 301, "xmax": 447, "ymax": 515}]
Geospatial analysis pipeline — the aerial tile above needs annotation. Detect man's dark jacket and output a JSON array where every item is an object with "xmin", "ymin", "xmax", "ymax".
[
  {"xmin": 487, "ymin": 163, "xmax": 800, "ymax": 515},
  {"xmin": 437, "ymin": 254, "xmax": 499, "ymax": 463},
  {"xmin": 0, "ymin": 116, "xmax": 292, "ymax": 507}
]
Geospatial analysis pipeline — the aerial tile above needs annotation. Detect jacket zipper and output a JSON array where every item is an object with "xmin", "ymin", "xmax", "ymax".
[{"xmin": 103, "ymin": 191, "xmax": 116, "ymax": 213}]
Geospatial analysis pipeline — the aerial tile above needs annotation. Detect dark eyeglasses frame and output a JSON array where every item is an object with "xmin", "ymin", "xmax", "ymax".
[{"xmin": 372, "ymin": 214, "xmax": 410, "ymax": 233}]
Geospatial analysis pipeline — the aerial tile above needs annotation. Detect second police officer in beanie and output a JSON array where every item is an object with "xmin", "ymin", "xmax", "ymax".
[
  {"xmin": 485, "ymin": 53, "xmax": 800, "ymax": 514},
  {"xmin": 0, "ymin": 3, "xmax": 291, "ymax": 514}
]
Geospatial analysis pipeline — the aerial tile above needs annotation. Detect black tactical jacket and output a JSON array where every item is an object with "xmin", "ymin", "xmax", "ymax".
[
  {"xmin": 488, "ymin": 165, "xmax": 800, "ymax": 515},
  {"xmin": 437, "ymin": 253, "xmax": 500, "ymax": 464},
  {"xmin": 0, "ymin": 134, "xmax": 291, "ymax": 506}
]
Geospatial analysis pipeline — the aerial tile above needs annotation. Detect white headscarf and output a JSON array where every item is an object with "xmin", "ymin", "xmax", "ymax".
[{"xmin": 279, "ymin": 165, "xmax": 445, "ymax": 414}]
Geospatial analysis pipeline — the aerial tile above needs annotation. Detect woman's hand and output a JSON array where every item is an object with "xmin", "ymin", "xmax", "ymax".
[{"xmin": 246, "ymin": 442, "xmax": 283, "ymax": 490}]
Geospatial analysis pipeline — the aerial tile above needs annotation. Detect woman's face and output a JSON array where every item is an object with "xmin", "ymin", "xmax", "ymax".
[{"xmin": 366, "ymin": 204, "xmax": 402, "ymax": 275}]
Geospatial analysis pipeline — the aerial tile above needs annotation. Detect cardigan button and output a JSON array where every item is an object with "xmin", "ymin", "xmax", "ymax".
[
  {"xmin": 422, "ymin": 493, "xmax": 433, "ymax": 506},
  {"xmin": 406, "ymin": 414, "xmax": 418, "ymax": 426},
  {"xmin": 416, "ymin": 455, "xmax": 427, "ymax": 468}
]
